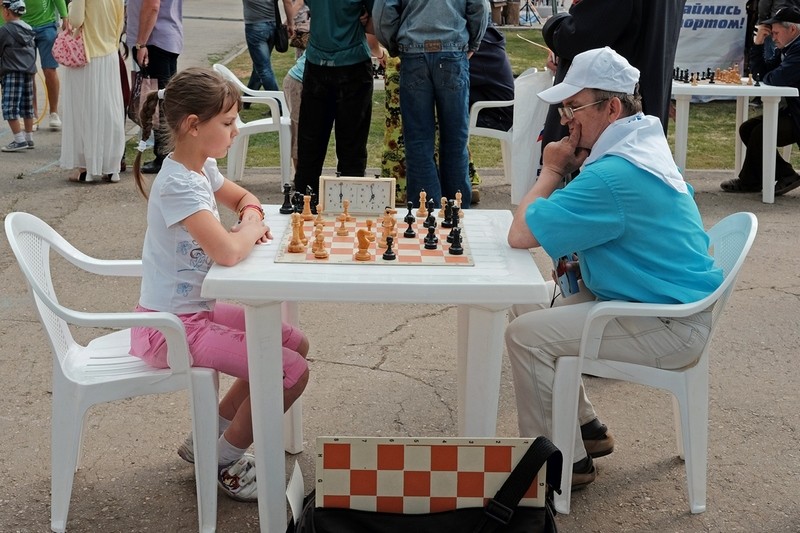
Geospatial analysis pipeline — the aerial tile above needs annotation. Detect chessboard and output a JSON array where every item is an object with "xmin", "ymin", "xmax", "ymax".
[
  {"xmin": 673, "ymin": 65, "xmax": 753, "ymax": 85},
  {"xmin": 315, "ymin": 436, "xmax": 547, "ymax": 514},
  {"xmin": 274, "ymin": 212, "xmax": 473, "ymax": 266}
]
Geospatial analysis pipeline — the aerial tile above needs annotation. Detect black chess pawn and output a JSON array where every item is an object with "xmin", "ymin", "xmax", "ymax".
[
  {"xmin": 709, "ymin": 72, "xmax": 716, "ymax": 84},
  {"xmin": 382, "ymin": 236, "xmax": 397, "ymax": 260},
  {"xmin": 424, "ymin": 222, "xmax": 438, "ymax": 249},
  {"xmin": 403, "ymin": 201, "xmax": 416, "ymax": 237},
  {"xmin": 753, "ymin": 73, "xmax": 760, "ymax": 87},
  {"xmin": 279, "ymin": 184, "xmax": 294, "ymax": 214},
  {"xmin": 448, "ymin": 227, "xmax": 463, "ymax": 255},
  {"xmin": 292, "ymin": 191, "xmax": 304, "ymax": 213}
]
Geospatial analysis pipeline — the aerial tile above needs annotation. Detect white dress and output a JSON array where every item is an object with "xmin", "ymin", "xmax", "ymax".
[{"xmin": 60, "ymin": 50, "xmax": 125, "ymax": 176}]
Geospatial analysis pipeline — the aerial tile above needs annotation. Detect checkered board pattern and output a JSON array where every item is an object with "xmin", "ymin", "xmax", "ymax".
[
  {"xmin": 315, "ymin": 437, "xmax": 546, "ymax": 514},
  {"xmin": 274, "ymin": 215, "xmax": 473, "ymax": 266}
]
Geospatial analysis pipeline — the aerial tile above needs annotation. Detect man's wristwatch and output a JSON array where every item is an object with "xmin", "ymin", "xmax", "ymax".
[{"xmin": 134, "ymin": 43, "xmax": 146, "ymax": 51}]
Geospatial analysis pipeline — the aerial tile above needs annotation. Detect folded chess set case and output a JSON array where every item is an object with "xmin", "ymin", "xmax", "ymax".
[{"xmin": 287, "ymin": 435, "xmax": 563, "ymax": 533}]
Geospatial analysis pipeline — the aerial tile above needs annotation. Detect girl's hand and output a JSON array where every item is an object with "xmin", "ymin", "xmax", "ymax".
[{"xmin": 231, "ymin": 217, "xmax": 272, "ymax": 243}]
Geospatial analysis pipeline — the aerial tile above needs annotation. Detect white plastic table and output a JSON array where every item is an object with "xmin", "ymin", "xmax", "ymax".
[
  {"xmin": 671, "ymin": 80, "xmax": 798, "ymax": 203},
  {"xmin": 201, "ymin": 206, "xmax": 549, "ymax": 532}
]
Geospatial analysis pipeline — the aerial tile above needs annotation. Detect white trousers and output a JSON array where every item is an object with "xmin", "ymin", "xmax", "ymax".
[{"xmin": 505, "ymin": 280, "xmax": 712, "ymax": 462}]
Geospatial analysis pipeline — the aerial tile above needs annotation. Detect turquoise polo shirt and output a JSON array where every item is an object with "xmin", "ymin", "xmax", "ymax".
[{"xmin": 305, "ymin": 0, "xmax": 373, "ymax": 67}]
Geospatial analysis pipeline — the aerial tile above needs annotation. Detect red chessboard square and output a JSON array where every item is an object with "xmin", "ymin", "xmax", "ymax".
[
  {"xmin": 430, "ymin": 445, "xmax": 458, "ymax": 471},
  {"xmin": 350, "ymin": 469, "xmax": 377, "ymax": 495},
  {"xmin": 524, "ymin": 478, "xmax": 540, "ymax": 499},
  {"xmin": 403, "ymin": 471, "xmax": 431, "ymax": 497},
  {"xmin": 323, "ymin": 495, "xmax": 351, "ymax": 508},
  {"xmin": 430, "ymin": 497, "xmax": 458, "ymax": 513},
  {"xmin": 484, "ymin": 446, "xmax": 512, "ymax": 472},
  {"xmin": 323, "ymin": 443, "xmax": 351, "ymax": 469},
  {"xmin": 376, "ymin": 496, "xmax": 404, "ymax": 513},
  {"xmin": 377, "ymin": 444, "xmax": 405, "ymax": 470},
  {"xmin": 457, "ymin": 471, "xmax": 485, "ymax": 497}
]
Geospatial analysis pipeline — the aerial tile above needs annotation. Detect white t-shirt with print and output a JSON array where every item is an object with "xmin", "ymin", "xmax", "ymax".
[{"xmin": 139, "ymin": 155, "xmax": 225, "ymax": 314}]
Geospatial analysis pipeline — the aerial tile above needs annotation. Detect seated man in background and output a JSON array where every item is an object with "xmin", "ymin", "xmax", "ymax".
[
  {"xmin": 720, "ymin": 6, "xmax": 800, "ymax": 196},
  {"xmin": 505, "ymin": 47, "xmax": 723, "ymax": 490},
  {"xmin": 469, "ymin": 23, "xmax": 514, "ymax": 132}
]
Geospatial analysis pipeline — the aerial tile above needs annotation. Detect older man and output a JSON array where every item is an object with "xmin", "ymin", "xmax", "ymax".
[
  {"xmin": 720, "ymin": 6, "xmax": 800, "ymax": 195},
  {"xmin": 505, "ymin": 47, "xmax": 723, "ymax": 490}
]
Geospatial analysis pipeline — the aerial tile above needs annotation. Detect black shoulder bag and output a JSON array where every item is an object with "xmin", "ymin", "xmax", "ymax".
[{"xmin": 273, "ymin": 0, "xmax": 289, "ymax": 53}]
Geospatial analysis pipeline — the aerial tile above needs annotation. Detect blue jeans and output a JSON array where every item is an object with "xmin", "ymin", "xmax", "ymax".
[
  {"xmin": 399, "ymin": 51, "xmax": 471, "ymax": 208},
  {"xmin": 245, "ymin": 21, "xmax": 279, "ymax": 91}
]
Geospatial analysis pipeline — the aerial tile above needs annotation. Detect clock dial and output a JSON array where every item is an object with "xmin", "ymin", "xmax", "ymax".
[{"xmin": 319, "ymin": 176, "xmax": 396, "ymax": 215}]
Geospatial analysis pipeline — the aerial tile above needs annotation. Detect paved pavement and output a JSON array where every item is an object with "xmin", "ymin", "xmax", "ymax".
[{"xmin": 1, "ymin": 2, "xmax": 799, "ymax": 531}]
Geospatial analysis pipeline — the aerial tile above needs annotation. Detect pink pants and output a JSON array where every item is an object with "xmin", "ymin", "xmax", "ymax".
[{"xmin": 130, "ymin": 302, "xmax": 308, "ymax": 388}]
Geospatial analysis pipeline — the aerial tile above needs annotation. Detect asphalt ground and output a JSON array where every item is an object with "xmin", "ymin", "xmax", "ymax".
[{"xmin": 1, "ymin": 2, "xmax": 799, "ymax": 531}]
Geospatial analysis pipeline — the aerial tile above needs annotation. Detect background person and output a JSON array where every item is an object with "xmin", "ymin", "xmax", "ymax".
[
  {"xmin": 721, "ymin": 6, "xmax": 800, "ymax": 196},
  {"xmin": 373, "ymin": 0, "xmax": 488, "ymax": 209},
  {"xmin": 0, "ymin": 0, "xmax": 37, "ymax": 152},
  {"xmin": 130, "ymin": 67, "xmax": 310, "ymax": 501},
  {"xmin": 126, "ymin": 0, "xmax": 183, "ymax": 174},
  {"xmin": 60, "ymin": 0, "xmax": 125, "ymax": 183},
  {"xmin": 20, "ymin": 0, "xmax": 67, "ymax": 130},
  {"xmin": 505, "ymin": 47, "xmax": 723, "ymax": 490}
]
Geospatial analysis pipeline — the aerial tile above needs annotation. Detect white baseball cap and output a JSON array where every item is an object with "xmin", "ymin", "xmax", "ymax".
[{"xmin": 538, "ymin": 47, "xmax": 640, "ymax": 104}]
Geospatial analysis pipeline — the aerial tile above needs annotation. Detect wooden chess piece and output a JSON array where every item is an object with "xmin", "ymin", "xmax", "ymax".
[
  {"xmin": 378, "ymin": 214, "xmax": 394, "ymax": 249},
  {"xmin": 336, "ymin": 216, "xmax": 349, "ymax": 236},
  {"xmin": 382, "ymin": 236, "xmax": 396, "ymax": 261},
  {"xmin": 315, "ymin": 206, "xmax": 325, "ymax": 225},
  {"xmin": 441, "ymin": 200, "xmax": 454, "ymax": 228},
  {"xmin": 343, "ymin": 199, "xmax": 355, "ymax": 222},
  {"xmin": 279, "ymin": 184, "xmax": 294, "ymax": 214},
  {"xmin": 424, "ymin": 223, "xmax": 438, "ymax": 250},
  {"xmin": 302, "ymin": 195, "xmax": 314, "ymax": 221},
  {"xmin": 287, "ymin": 214, "xmax": 306, "ymax": 253},
  {"xmin": 438, "ymin": 196, "xmax": 447, "ymax": 218},
  {"xmin": 448, "ymin": 227, "xmax": 464, "ymax": 255},
  {"xmin": 416, "ymin": 190, "xmax": 427, "ymax": 217},
  {"xmin": 313, "ymin": 233, "xmax": 329, "ymax": 259},
  {"xmin": 297, "ymin": 213, "xmax": 308, "ymax": 245},
  {"xmin": 354, "ymin": 228, "xmax": 375, "ymax": 261}
]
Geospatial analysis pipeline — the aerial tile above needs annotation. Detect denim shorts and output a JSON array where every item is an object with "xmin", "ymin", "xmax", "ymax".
[{"xmin": 33, "ymin": 22, "xmax": 59, "ymax": 70}]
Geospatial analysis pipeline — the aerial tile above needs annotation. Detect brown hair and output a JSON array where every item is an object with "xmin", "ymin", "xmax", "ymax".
[{"xmin": 133, "ymin": 67, "xmax": 242, "ymax": 197}]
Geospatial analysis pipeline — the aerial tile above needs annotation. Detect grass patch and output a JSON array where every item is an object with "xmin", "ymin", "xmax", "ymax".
[{"xmin": 127, "ymin": 28, "xmax": 800, "ymax": 172}]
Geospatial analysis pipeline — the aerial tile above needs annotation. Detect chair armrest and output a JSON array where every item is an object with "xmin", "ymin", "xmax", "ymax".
[
  {"xmin": 579, "ymin": 298, "xmax": 714, "ymax": 362},
  {"xmin": 469, "ymin": 99, "xmax": 515, "ymax": 130},
  {"xmin": 241, "ymin": 96, "xmax": 283, "ymax": 122},
  {"xmin": 54, "ymin": 303, "xmax": 193, "ymax": 372},
  {"xmin": 63, "ymin": 253, "xmax": 142, "ymax": 277}
]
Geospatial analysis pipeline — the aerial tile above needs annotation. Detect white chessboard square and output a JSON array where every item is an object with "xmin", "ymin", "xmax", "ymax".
[
  {"xmin": 404, "ymin": 445, "xmax": 431, "ymax": 470},
  {"xmin": 376, "ymin": 470, "xmax": 404, "ymax": 496},
  {"xmin": 350, "ymin": 441, "xmax": 378, "ymax": 469},
  {"xmin": 430, "ymin": 471, "xmax": 458, "ymax": 496},
  {"xmin": 456, "ymin": 446, "xmax": 485, "ymax": 472}
]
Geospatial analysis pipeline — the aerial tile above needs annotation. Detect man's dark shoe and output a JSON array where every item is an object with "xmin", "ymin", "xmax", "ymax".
[
  {"xmin": 581, "ymin": 418, "xmax": 615, "ymax": 458},
  {"xmin": 141, "ymin": 160, "xmax": 163, "ymax": 174},
  {"xmin": 571, "ymin": 455, "xmax": 597, "ymax": 490},
  {"xmin": 775, "ymin": 173, "xmax": 800, "ymax": 196}
]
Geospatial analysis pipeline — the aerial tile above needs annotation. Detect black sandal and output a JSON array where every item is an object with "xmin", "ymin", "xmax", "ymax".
[{"xmin": 68, "ymin": 171, "xmax": 92, "ymax": 183}]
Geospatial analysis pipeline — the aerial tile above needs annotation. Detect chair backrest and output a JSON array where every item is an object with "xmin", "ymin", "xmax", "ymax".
[
  {"xmin": 4, "ymin": 213, "xmax": 143, "ymax": 372},
  {"xmin": 509, "ymin": 68, "xmax": 553, "ymax": 203},
  {"xmin": 6, "ymin": 213, "xmax": 83, "ymax": 369},
  {"xmin": 212, "ymin": 63, "xmax": 288, "ymax": 114},
  {"xmin": 704, "ymin": 212, "xmax": 758, "ymax": 330}
]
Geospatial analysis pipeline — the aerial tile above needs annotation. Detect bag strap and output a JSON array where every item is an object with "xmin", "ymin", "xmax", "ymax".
[{"xmin": 474, "ymin": 436, "xmax": 563, "ymax": 533}]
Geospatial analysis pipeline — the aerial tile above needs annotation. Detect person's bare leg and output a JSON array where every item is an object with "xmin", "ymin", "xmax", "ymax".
[
  {"xmin": 7, "ymin": 118, "xmax": 21, "ymax": 135},
  {"xmin": 222, "ymin": 334, "xmax": 310, "ymax": 449},
  {"xmin": 23, "ymin": 117, "xmax": 34, "ymax": 133},
  {"xmin": 43, "ymin": 68, "xmax": 59, "ymax": 115}
]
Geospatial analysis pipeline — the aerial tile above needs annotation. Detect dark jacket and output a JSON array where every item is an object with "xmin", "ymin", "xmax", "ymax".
[
  {"xmin": 0, "ymin": 20, "xmax": 37, "ymax": 77},
  {"xmin": 469, "ymin": 24, "xmax": 514, "ymax": 131},
  {"xmin": 540, "ymin": 0, "xmax": 686, "ymax": 146},
  {"xmin": 750, "ymin": 34, "xmax": 800, "ymax": 137}
]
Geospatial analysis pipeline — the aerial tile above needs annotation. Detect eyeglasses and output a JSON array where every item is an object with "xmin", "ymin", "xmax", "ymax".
[{"xmin": 557, "ymin": 99, "xmax": 607, "ymax": 120}]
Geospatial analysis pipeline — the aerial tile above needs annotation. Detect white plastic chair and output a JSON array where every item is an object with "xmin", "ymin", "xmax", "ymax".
[
  {"xmin": 213, "ymin": 63, "xmax": 292, "ymax": 188},
  {"xmin": 4, "ymin": 212, "xmax": 220, "ymax": 533},
  {"xmin": 468, "ymin": 67, "xmax": 553, "ymax": 204},
  {"xmin": 550, "ymin": 212, "xmax": 758, "ymax": 515}
]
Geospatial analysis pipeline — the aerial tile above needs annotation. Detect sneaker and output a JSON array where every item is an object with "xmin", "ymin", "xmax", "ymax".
[
  {"xmin": 2, "ymin": 140, "xmax": 29, "ymax": 152},
  {"xmin": 49, "ymin": 113, "xmax": 62, "ymax": 131},
  {"xmin": 27, "ymin": 140, "xmax": 35, "ymax": 149},
  {"xmin": 103, "ymin": 173, "xmax": 121, "ymax": 183},
  {"xmin": 572, "ymin": 456, "xmax": 597, "ymax": 490},
  {"xmin": 218, "ymin": 453, "xmax": 258, "ymax": 502},
  {"xmin": 177, "ymin": 434, "xmax": 194, "ymax": 464},
  {"xmin": 581, "ymin": 418, "xmax": 615, "ymax": 458}
]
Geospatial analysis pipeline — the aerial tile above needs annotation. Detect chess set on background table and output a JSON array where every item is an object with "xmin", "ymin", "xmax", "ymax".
[
  {"xmin": 275, "ymin": 184, "xmax": 472, "ymax": 266},
  {"xmin": 673, "ymin": 64, "xmax": 757, "ymax": 86}
]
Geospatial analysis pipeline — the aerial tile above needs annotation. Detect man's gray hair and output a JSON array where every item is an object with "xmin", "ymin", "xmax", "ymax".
[{"xmin": 592, "ymin": 88, "xmax": 643, "ymax": 116}]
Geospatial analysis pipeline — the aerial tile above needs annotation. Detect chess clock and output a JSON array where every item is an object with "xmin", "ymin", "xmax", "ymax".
[{"xmin": 318, "ymin": 175, "xmax": 396, "ymax": 215}]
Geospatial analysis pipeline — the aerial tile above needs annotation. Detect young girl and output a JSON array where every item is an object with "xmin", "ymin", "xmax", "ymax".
[{"xmin": 130, "ymin": 67, "xmax": 310, "ymax": 502}]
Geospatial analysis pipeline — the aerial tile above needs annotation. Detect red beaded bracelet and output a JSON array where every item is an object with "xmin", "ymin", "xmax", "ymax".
[{"xmin": 238, "ymin": 204, "xmax": 264, "ymax": 222}]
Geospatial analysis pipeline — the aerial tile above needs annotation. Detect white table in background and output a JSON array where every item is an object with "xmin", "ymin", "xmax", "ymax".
[
  {"xmin": 671, "ymin": 80, "xmax": 798, "ymax": 204},
  {"xmin": 202, "ymin": 206, "xmax": 549, "ymax": 532}
]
